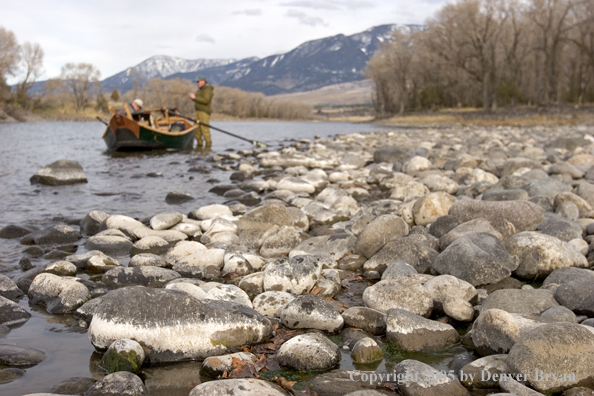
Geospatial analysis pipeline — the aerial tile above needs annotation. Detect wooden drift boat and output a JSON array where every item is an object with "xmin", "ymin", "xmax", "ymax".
[{"xmin": 102, "ymin": 107, "xmax": 197, "ymax": 152}]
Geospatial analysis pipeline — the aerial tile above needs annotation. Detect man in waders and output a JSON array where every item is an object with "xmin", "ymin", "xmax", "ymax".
[{"xmin": 188, "ymin": 75, "xmax": 214, "ymax": 149}]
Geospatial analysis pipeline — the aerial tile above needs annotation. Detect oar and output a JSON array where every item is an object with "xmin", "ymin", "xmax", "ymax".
[
  {"xmin": 167, "ymin": 110, "xmax": 268, "ymax": 148},
  {"xmin": 96, "ymin": 116, "xmax": 109, "ymax": 126}
]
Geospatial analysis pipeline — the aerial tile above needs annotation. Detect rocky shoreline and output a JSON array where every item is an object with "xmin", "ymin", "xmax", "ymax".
[{"xmin": 1, "ymin": 124, "xmax": 594, "ymax": 396}]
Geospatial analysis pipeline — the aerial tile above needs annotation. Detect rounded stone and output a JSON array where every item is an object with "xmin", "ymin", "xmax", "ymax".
[{"xmin": 276, "ymin": 332, "xmax": 341, "ymax": 371}]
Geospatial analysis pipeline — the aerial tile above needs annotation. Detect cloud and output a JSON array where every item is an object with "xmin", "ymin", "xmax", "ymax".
[
  {"xmin": 286, "ymin": 10, "xmax": 327, "ymax": 27},
  {"xmin": 195, "ymin": 34, "xmax": 215, "ymax": 44},
  {"xmin": 281, "ymin": 0, "xmax": 374, "ymax": 10},
  {"xmin": 232, "ymin": 9, "xmax": 262, "ymax": 16}
]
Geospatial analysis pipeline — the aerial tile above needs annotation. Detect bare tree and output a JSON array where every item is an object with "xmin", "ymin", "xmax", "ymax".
[
  {"xmin": 0, "ymin": 26, "xmax": 20, "ymax": 100},
  {"xmin": 59, "ymin": 63, "xmax": 101, "ymax": 112},
  {"xmin": 15, "ymin": 42, "xmax": 44, "ymax": 108}
]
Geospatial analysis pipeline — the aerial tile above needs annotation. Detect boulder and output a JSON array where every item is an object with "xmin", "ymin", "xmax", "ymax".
[
  {"xmin": 102, "ymin": 267, "xmax": 180, "ymax": 289},
  {"xmin": 279, "ymin": 294, "xmax": 344, "ymax": 332},
  {"xmin": 28, "ymin": 273, "xmax": 89, "ymax": 313},
  {"xmin": 189, "ymin": 378, "xmax": 289, "ymax": 396},
  {"xmin": 362, "ymin": 278, "xmax": 433, "ymax": 316},
  {"xmin": 88, "ymin": 287, "xmax": 272, "ymax": 362},
  {"xmin": 84, "ymin": 371, "xmax": 148, "ymax": 396},
  {"xmin": 386, "ymin": 309, "xmax": 459, "ymax": 352},
  {"xmin": 393, "ymin": 359, "xmax": 469, "ymax": 396},
  {"xmin": 413, "ymin": 192, "xmax": 458, "ymax": 226},
  {"xmin": 481, "ymin": 288, "xmax": 559, "ymax": 316},
  {"xmin": 0, "ymin": 296, "xmax": 31, "ymax": 326},
  {"xmin": 0, "ymin": 344, "xmax": 46, "ymax": 366},
  {"xmin": 276, "ymin": 332, "xmax": 340, "ymax": 371},
  {"xmin": 355, "ymin": 214, "xmax": 409, "ymax": 258},
  {"xmin": 262, "ymin": 255, "xmax": 322, "ymax": 295},
  {"xmin": 342, "ymin": 307, "xmax": 386, "ymax": 335},
  {"xmin": 30, "ymin": 159, "xmax": 87, "ymax": 185}
]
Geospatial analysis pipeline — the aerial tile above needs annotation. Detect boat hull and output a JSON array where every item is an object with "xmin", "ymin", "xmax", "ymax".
[{"xmin": 102, "ymin": 113, "xmax": 197, "ymax": 152}]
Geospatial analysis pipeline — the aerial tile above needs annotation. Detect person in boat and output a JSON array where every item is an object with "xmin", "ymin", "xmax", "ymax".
[
  {"xmin": 118, "ymin": 99, "xmax": 146, "ymax": 121},
  {"xmin": 188, "ymin": 75, "xmax": 214, "ymax": 149}
]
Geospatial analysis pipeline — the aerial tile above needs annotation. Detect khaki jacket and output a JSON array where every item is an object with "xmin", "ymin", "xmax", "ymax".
[{"xmin": 192, "ymin": 83, "xmax": 214, "ymax": 114}]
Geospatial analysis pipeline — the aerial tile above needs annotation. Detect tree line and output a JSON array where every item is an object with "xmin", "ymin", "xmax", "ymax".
[
  {"xmin": 0, "ymin": 26, "xmax": 311, "ymax": 121},
  {"xmin": 366, "ymin": 0, "xmax": 594, "ymax": 116}
]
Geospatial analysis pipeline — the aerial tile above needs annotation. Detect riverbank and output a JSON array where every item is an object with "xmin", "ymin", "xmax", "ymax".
[{"xmin": 1, "ymin": 120, "xmax": 593, "ymax": 396}]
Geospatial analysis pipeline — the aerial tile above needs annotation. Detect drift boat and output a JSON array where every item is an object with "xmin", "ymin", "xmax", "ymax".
[{"xmin": 102, "ymin": 107, "xmax": 197, "ymax": 152}]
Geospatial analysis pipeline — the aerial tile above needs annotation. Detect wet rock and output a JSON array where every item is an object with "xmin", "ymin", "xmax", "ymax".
[
  {"xmin": 458, "ymin": 354, "xmax": 509, "ymax": 388},
  {"xmin": 363, "ymin": 237, "xmax": 438, "ymax": 274},
  {"xmin": 100, "ymin": 338, "xmax": 145, "ymax": 373},
  {"xmin": 0, "ymin": 344, "xmax": 46, "ymax": 366},
  {"xmin": 448, "ymin": 200, "xmax": 544, "ymax": 239},
  {"xmin": 165, "ymin": 190, "xmax": 195, "ymax": 204},
  {"xmin": 481, "ymin": 288, "xmax": 559, "ymax": 316},
  {"xmin": 75, "ymin": 297, "xmax": 104, "ymax": 322},
  {"xmin": 28, "ymin": 273, "xmax": 90, "ymax": 313},
  {"xmin": 0, "ymin": 367, "xmax": 24, "ymax": 383},
  {"xmin": 0, "ymin": 296, "xmax": 31, "ymax": 326},
  {"xmin": 507, "ymin": 323, "xmax": 594, "ymax": 393},
  {"xmin": 252, "ymin": 291, "xmax": 295, "ymax": 317},
  {"xmin": 362, "ymin": 278, "xmax": 433, "ymax": 316},
  {"xmin": 276, "ymin": 332, "xmax": 340, "ymax": 371},
  {"xmin": 80, "ymin": 210, "xmax": 110, "ymax": 236},
  {"xmin": 262, "ymin": 255, "xmax": 322, "ymax": 295},
  {"xmin": 554, "ymin": 280, "xmax": 594, "ymax": 315},
  {"xmin": 189, "ymin": 378, "xmax": 289, "ymax": 396},
  {"xmin": 171, "ymin": 248, "xmax": 225, "ymax": 279},
  {"xmin": 84, "ymin": 371, "xmax": 148, "ymax": 396},
  {"xmin": 386, "ymin": 308, "xmax": 459, "ymax": 352},
  {"xmin": 88, "ymin": 287, "xmax": 272, "ymax": 362},
  {"xmin": 393, "ymin": 359, "xmax": 469, "ymax": 396},
  {"xmin": 30, "ymin": 159, "xmax": 87, "ymax": 185},
  {"xmin": 506, "ymin": 232, "xmax": 588, "ymax": 279},
  {"xmin": 433, "ymin": 233, "xmax": 518, "ymax": 286},
  {"xmin": 199, "ymin": 351, "xmax": 257, "ymax": 377},
  {"xmin": 51, "ymin": 377, "xmax": 95, "ymax": 395},
  {"xmin": 351, "ymin": 337, "xmax": 383, "ymax": 363},
  {"xmin": 85, "ymin": 235, "xmax": 133, "ymax": 255},
  {"xmin": 0, "ymin": 224, "xmax": 38, "ymax": 239},
  {"xmin": 102, "ymin": 267, "xmax": 180, "ymax": 289},
  {"xmin": 413, "ymin": 192, "xmax": 457, "ymax": 226},
  {"xmin": 279, "ymin": 293, "xmax": 344, "ymax": 332},
  {"xmin": 471, "ymin": 309, "xmax": 544, "ymax": 356},
  {"xmin": 20, "ymin": 224, "xmax": 82, "ymax": 246},
  {"xmin": 0, "ymin": 274, "xmax": 23, "ymax": 300},
  {"xmin": 129, "ymin": 253, "xmax": 167, "ymax": 268},
  {"xmin": 354, "ymin": 214, "xmax": 409, "ymax": 258}
]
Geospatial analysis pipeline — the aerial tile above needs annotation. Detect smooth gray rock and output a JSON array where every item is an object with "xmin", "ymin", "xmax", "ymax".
[
  {"xmin": 538, "ymin": 213, "xmax": 584, "ymax": 242},
  {"xmin": 0, "ymin": 224, "xmax": 38, "ymax": 239},
  {"xmin": 85, "ymin": 235, "xmax": 133, "ymax": 255},
  {"xmin": 100, "ymin": 338, "xmax": 145, "ymax": 374},
  {"xmin": 525, "ymin": 177, "xmax": 571, "ymax": 200},
  {"xmin": 380, "ymin": 260, "xmax": 418, "ymax": 280},
  {"xmin": 150, "ymin": 211, "xmax": 183, "ymax": 230},
  {"xmin": 448, "ymin": 200, "xmax": 544, "ymax": 239},
  {"xmin": 20, "ymin": 224, "xmax": 82, "ymax": 246},
  {"xmin": 101, "ymin": 267, "xmax": 180, "ymax": 289},
  {"xmin": 540, "ymin": 305, "xmax": 578, "ymax": 323},
  {"xmin": 189, "ymin": 378, "xmax": 289, "ymax": 396},
  {"xmin": 129, "ymin": 236, "xmax": 170, "ymax": 256},
  {"xmin": 279, "ymin": 294, "xmax": 344, "ymax": 332},
  {"xmin": 544, "ymin": 267, "xmax": 594, "ymax": 287},
  {"xmin": 429, "ymin": 215, "xmax": 461, "ymax": 238},
  {"xmin": 262, "ymin": 255, "xmax": 322, "ymax": 295},
  {"xmin": 393, "ymin": 359, "xmax": 469, "ymax": 396},
  {"xmin": 364, "ymin": 237, "xmax": 438, "ymax": 274},
  {"xmin": 0, "ymin": 344, "xmax": 46, "ymax": 366},
  {"xmin": 386, "ymin": 309, "xmax": 459, "ymax": 352},
  {"xmin": 51, "ymin": 377, "xmax": 95, "ymax": 395},
  {"xmin": 260, "ymin": 225, "xmax": 303, "ymax": 258},
  {"xmin": 252, "ymin": 291, "xmax": 295, "ymax": 317},
  {"xmin": 28, "ymin": 273, "xmax": 90, "ymax": 314},
  {"xmin": 554, "ymin": 280, "xmax": 594, "ymax": 315},
  {"xmin": 30, "ymin": 159, "xmax": 87, "ymax": 185},
  {"xmin": 413, "ymin": 192, "xmax": 458, "ymax": 226},
  {"xmin": 507, "ymin": 323, "xmax": 594, "ymax": 393},
  {"xmin": 80, "ymin": 211, "xmax": 110, "ymax": 236},
  {"xmin": 88, "ymin": 287, "xmax": 272, "ymax": 363},
  {"xmin": 506, "ymin": 232, "xmax": 588, "ymax": 279},
  {"xmin": 373, "ymin": 146, "xmax": 410, "ymax": 163},
  {"xmin": 433, "ymin": 233, "xmax": 518, "ymax": 287},
  {"xmin": 481, "ymin": 288, "xmax": 559, "ymax": 316},
  {"xmin": 482, "ymin": 188, "xmax": 529, "ymax": 201},
  {"xmin": 342, "ymin": 307, "xmax": 386, "ymax": 335},
  {"xmin": 355, "ymin": 214, "xmax": 409, "ymax": 258},
  {"xmin": 84, "ymin": 371, "xmax": 148, "ymax": 396},
  {"xmin": 290, "ymin": 233, "xmax": 357, "ymax": 263},
  {"xmin": 459, "ymin": 354, "xmax": 509, "ymax": 388},
  {"xmin": 351, "ymin": 337, "xmax": 383, "ymax": 363},
  {"xmin": 165, "ymin": 190, "xmax": 195, "ymax": 204},
  {"xmin": 276, "ymin": 332, "xmax": 340, "ymax": 371},
  {"xmin": 128, "ymin": 253, "xmax": 167, "ymax": 268},
  {"xmin": 362, "ymin": 278, "xmax": 433, "ymax": 316},
  {"xmin": 439, "ymin": 218, "xmax": 503, "ymax": 250},
  {"xmin": 0, "ymin": 274, "xmax": 23, "ymax": 300}
]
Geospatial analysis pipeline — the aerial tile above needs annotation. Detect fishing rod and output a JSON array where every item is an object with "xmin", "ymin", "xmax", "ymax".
[
  {"xmin": 167, "ymin": 110, "xmax": 268, "ymax": 148},
  {"xmin": 96, "ymin": 116, "xmax": 108, "ymax": 126}
]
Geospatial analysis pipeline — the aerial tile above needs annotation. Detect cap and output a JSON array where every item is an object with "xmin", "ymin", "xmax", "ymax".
[
  {"xmin": 195, "ymin": 75, "xmax": 206, "ymax": 82},
  {"xmin": 133, "ymin": 99, "xmax": 143, "ymax": 108}
]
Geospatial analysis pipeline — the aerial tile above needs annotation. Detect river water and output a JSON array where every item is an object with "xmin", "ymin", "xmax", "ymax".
[{"xmin": 2, "ymin": 120, "xmax": 436, "ymax": 396}]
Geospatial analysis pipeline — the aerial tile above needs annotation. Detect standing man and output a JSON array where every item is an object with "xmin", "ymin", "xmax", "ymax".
[{"xmin": 188, "ymin": 75, "xmax": 214, "ymax": 149}]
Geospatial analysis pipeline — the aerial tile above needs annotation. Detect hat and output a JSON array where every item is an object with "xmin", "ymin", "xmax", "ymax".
[
  {"xmin": 195, "ymin": 75, "xmax": 206, "ymax": 82},
  {"xmin": 133, "ymin": 99, "xmax": 143, "ymax": 108}
]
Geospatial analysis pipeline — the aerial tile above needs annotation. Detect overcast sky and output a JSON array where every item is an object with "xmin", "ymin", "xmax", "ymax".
[{"xmin": 2, "ymin": 0, "xmax": 448, "ymax": 84}]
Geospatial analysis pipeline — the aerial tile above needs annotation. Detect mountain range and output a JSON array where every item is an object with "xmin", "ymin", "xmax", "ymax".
[{"xmin": 101, "ymin": 24, "xmax": 422, "ymax": 96}]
